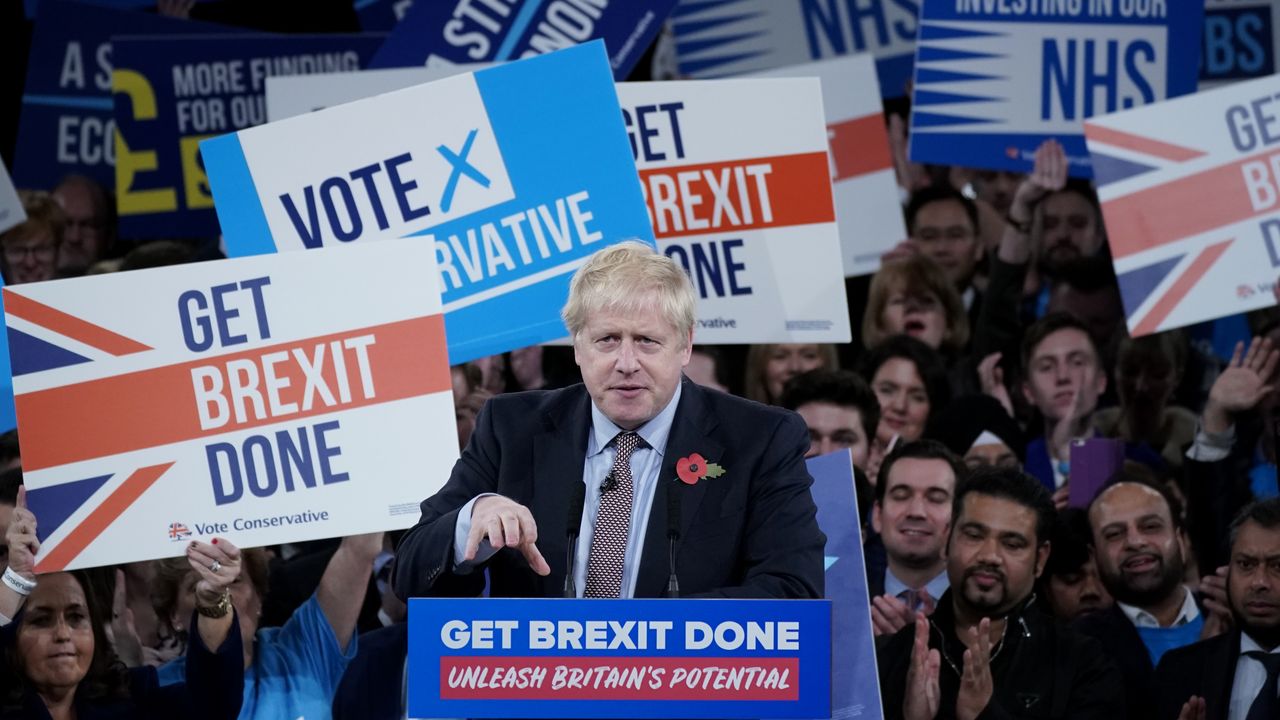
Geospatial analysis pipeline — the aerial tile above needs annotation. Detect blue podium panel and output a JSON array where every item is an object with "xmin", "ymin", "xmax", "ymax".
[{"xmin": 407, "ymin": 597, "xmax": 832, "ymax": 718}]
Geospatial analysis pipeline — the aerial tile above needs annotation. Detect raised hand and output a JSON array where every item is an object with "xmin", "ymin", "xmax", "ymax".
[
  {"xmin": 977, "ymin": 352, "xmax": 1014, "ymax": 417},
  {"xmin": 7, "ymin": 486, "xmax": 38, "ymax": 581},
  {"xmin": 956, "ymin": 618, "xmax": 995, "ymax": 720},
  {"xmin": 1204, "ymin": 336, "xmax": 1279, "ymax": 433},
  {"xmin": 871, "ymin": 594, "xmax": 917, "ymax": 637},
  {"xmin": 1010, "ymin": 139, "xmax": 1068, "ymax": 218},
  {"xmin": 903, "ymin": 613, "xmax": 941, "ymax": 720},
  {"xmin": 1177, "ymin": 696, "xmax": 1206, "ymax": 720},
  {"xmin": 186, "ymin": 537, "xmax": 242, "ymax": 608}
]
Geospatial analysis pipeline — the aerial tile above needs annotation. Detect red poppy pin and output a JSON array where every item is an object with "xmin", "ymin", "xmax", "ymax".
[{"xmin": 676, "ymin": 453, "xmax": 725, "ymax": 485}]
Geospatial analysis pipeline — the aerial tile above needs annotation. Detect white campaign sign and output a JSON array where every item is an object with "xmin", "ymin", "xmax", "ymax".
[
  {"xmin": 752, "ymin": 55, "xmax": 905, "ymax": 277},
  {"xmin": 5, "ymin": 239, "xmax": 457, "ymax": 571},
  {"xmin": 0, "ymin": 158, "xmax": 24, "ymax": 235}
]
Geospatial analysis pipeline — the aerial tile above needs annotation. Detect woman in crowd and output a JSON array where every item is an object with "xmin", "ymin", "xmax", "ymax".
[
  {"xmin": 0, "ymin": 489, "xmax": 244, "ymax": 720},
  {"xmin": 862, "ymin": 253, "xmax": 969, "ymax": 356},
  {"xmin": 150, "ymin": 532, "xmax": 381, "ymax": 720},
  {"xmin": 1094, "ymin": 331, "xmax": 1196, "ymax": 473},
  {"xmin": 743, "ymin": 343, "xmax": 838, "ymax": 404},
  {"xmin": 859, "ymin": 335, "xmax": 951, "ymax": 483}
]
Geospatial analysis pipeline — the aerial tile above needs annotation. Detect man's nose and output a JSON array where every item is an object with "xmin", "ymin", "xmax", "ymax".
[{"xmin": 616, "ymin": 341, "xmax": 640, "ymax": 371}]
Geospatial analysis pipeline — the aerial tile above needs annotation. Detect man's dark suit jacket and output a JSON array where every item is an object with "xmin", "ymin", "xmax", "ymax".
[
  {"xmin": 393, "ymin": 379, "xmax": 826, "ymax": 599},
  {"xmin": 1154, "ymin": 631, "xmax": 1240, "ymax": 720},
  {"xmin": 1073, "ymin": 604, "xmax": 1159, "ymax": 720},
  {"xmin": 331, "ymin": 623, "xmax": 408, "ymax": 720}
]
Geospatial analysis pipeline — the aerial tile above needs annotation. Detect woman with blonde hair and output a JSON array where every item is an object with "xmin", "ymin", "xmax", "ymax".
[{"xmin": 863, "ymin": 254, "xmax": 969, "ymax": 354}]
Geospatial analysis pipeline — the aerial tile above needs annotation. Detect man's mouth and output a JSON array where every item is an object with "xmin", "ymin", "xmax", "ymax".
[{"xmin": 1122, "ymin": 554, "xmax": 1159, "ymax": 573}]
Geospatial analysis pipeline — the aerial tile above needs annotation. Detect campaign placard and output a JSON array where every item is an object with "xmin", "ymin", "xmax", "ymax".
[
  {"xmin": 369, "ymin": 0, "xmax": 676, "ymax": 80},
  {"xmin": 1202, "ymin": 0, "xmax": 1280, "ymax": 89},
  {"xmin": 12, "ymin": 0, "xmax": 228, "ymax": 191},
  {"xmin": 202, "ymin": 42, "xmax": 653, "ymax": 364},
  {"xmin": 807, "ymin": 449, "xmax": 882, "ymax": 720},
  {"xmin": 0, "ymin": 159, "xmax": 26, "ymax": 236},
  {"xmin": 1084, "ymin": 73, "xmax": 1280, "ymax": 336},
  {"xmin": 619, "ymin": 79, "xmax": 851, "ymax": 342},
  {"xmin": 406, "ymin": 598, "xmax": 831, "ymax": 719},
  {"xmin": 265, "ymin": 65, "xmax": 489, "ymax": 122},
  {"xmin": 908, "ymin": 0, "xmax": 1204, "ymax": 177},
  {"xmin": 6, "ymin": 239, "xmax": 458, "ymax": 572},
  {"xmin": 669, "ymin": 0, "xmax": 917, "ymax": 99},
  {"xmin": 751, "ymin": 54, "xmax": 905, "ymax": 277},
  {"xmin": 112, "ymin": 33, "xmax": 385, "ymax": 239}
]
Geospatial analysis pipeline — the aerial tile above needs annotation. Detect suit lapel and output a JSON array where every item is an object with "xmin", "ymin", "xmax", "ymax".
[
  {"xmin": 635, "ymin": 380, "xmax": 724, "ymax": 597},
  {"xmin": 1207, "ymin": 632, "xmax": 1240, "ymax": 718},
  {"xmin": 529, "ymin": 388, "xmax": 592, "ymax": 595}
]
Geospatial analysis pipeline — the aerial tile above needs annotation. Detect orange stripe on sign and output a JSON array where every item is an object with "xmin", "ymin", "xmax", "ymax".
[
  {"xmin": 17, "ymin": 315, "xmax": 450, "ymax": 472},
  {"xmin": 3, "ymin": 292, "xmax": 152, "ymax": 356},
  {"xmin": 1105, "ymin": 148, "xmax": 1280, "ymax": 260},
  {"xmin": 1132, "ymin": 239, "xmax": 1233, "ymax": 337},
  {"xmin": 828, "ymin": 114, "xmax": 893, "ymax": 182},
  {"xmin": 639, "ymin": 151, "xmax": 835, "ymax": 240},
  {"xmin": 1085, "ymin": 124, "xmax": 1205, "ymax": 163},
  {"xmin": 35, "ymin": 462, "xmax": 174, "ymax": 573}
]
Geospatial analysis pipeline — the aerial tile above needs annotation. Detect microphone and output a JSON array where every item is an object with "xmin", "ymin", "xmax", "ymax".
[
  {"xmin": 665, "ymin": 480, "xmax": 682, "ymax": 598},
  {"xmin": 563, "ymin": 480, "xmax": 587, "ymax": 598},
  {"xmin": 600, "ymin": 472, "xmax": 617, "ymax": 493}
]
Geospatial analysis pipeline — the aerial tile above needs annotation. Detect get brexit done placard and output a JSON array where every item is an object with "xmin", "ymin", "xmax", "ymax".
[{"xmin": 6, "ymin": 239, "xmax": 457, "ymax": 571}]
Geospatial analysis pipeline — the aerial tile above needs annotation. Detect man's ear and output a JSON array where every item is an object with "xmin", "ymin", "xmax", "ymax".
[
  {"xmin": 1034, "ymin": 541, "xmax": 1052, "ymax": 579},
  {"xmin": 871, "ymin": 501, "xmax": 884, "ymax": 535},
  {"xmin": 1021, "ymin": 379, "xmax": 1035, "ymax": 407}
]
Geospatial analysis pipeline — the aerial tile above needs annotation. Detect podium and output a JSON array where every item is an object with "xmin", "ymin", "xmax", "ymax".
[{"xmin": 406, "ymin": 597, "xmax": 832, "ymax": 719}]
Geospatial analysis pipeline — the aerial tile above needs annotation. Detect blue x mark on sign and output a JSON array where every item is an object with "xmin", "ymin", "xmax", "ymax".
[{"xmin": 437, "ymin": 128, "xmax": 492, "ymax": 213}]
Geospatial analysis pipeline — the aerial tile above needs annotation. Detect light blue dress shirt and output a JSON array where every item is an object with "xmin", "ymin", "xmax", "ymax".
[{"xmin": 453, "ymin": 384, "xmax": 683, "ymax": 598}]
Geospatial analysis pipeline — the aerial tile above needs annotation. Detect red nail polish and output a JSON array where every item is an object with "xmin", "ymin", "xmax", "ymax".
[{"xmin": 212, "ymin": 538, "xmax": 218, "ymax": 545}]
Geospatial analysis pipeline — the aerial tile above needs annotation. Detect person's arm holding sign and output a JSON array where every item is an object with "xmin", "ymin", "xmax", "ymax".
[{"xmin": 0, "ymin": 486, "xmax": 38, "ymax": 623}]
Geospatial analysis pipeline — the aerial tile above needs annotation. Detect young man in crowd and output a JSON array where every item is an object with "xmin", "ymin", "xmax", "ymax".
[
  {"xmin": 878, "ymin": 467, "xmax": 1124, "ymax": 718},
  {"xmin": 779, "ymin": 368, "xmax": 880, "ymax": 469},
  {"xmin": 905, "ymin": 185, "xmax": 985, "ymax": 322},
  {"xmin": 867, "ymin": 441, "xmax": 961, "ymax": 636},
  {"xmin": 1156, "ymin": 498, "xmax": 1280, "ymax": 720}
]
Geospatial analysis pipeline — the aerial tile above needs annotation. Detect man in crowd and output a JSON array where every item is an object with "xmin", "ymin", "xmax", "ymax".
[
  {"xmin": 1041, "ymin": 509, "xmax": 1112, "ymax": 622},
  {"xmin": 1077, "ymin": 478, "xmax": 1223, "ymax": 720},
  {"xmin": 906, "ymin": 185, "xmax": 985, "ymax": 318},
  {"xmin": 867, "ymin": 440, "xmax": 960, "ymax": 636},
  {"xmin": 1021, "ymin": 312, "xmax": 1109, "ymax": 493},
  {"xmin": 1156, "ymin": 498, "xmax": 1280, "ymax": 720},
  {"xmin": 779, "ymin": 368, "xmax": 880, "ymax": 469},
  {"xmin": 393, "ymin": 242, "xmax": 825, "ymax": 600},
  {"xmin": 878, "ymin": 467, "xmax": 1124, "ymax": 718},
  {"xmin": 51, "ymin": 174, "xmax": 112, "ymax": 273}
]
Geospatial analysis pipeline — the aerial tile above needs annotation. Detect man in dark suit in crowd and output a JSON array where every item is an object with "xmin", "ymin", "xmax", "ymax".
[
  {"xmin": 877, "ymin": 467, "xmax": 1123, "ymax": 719},
  {"xmin": 1156, "ymin": 498, "xmax": 1280, "ymax": 720},
  {"xmin": 393, "ymin": 241, "xmax": 825, "ymax": 600}
]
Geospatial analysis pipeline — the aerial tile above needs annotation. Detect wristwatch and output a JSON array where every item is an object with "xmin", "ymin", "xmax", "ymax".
[{"xmin": 196, "ymin": 590, "xmax": 231, "ymax": 619}]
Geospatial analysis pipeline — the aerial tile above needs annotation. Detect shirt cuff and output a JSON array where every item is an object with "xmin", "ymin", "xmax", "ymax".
[
  {"xmin": 1186, "ymin": 422, "xmax": 1235, "ymax": 462},
  {"xmin": 452, "ymin": 493, "xmax": 501, "ymax": 573}
]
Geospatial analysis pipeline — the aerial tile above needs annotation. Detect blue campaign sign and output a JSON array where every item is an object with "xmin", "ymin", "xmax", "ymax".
[
  {"xmin": 670, "ymin": 0, "xmax": 918, "ymax": 99},
  {"xmin": 908, "ymin": 0, "xmax": 1204, "ymax": 177},
  {"xmin": 112, "ymin": 33, "xmax": 384, "ymax": 239},
  {"xmin": 201, "ymin": 42, "xmax": 655, "ymax": 364},
  {"xmin": 1201, "ymin": 0, "xmax": 1278, "ymax": 86},
  {"xmin": 807, "ymin": 449, "xmax": 882, "ymax": 720},
  {"xmin": 12, "ymin": 0, "xmax": 228, "ymax": 192},
  {"xmin": 406, "ymin": 597, "xmax": 831, "ymax": 718},
  {"xmin": 24, "ymin": 0, "xmax": 155, "ymax": 18},
  {"xmin": 368, "ymin": 0, "xmax": 676, "ymax": 80}
]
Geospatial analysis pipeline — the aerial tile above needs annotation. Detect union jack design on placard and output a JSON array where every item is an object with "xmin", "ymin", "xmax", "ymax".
[
  {"xmin": 1085, "ymin": 73, "xmax": 1280, "ymax": 336},
  {"xmin": 2, "ymin": 238, "xmax": 459, "ymax": 574}
]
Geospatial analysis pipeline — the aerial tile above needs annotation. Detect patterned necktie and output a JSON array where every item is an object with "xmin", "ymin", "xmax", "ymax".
[
  {"xmin": 897, "ymin": 588, "xmax": 937, "ymax": 614},
  {"xmin": 1245, "ymin": 651, "xmax": 1280, "ymax": 720},
  {"xmin": 585, "ymin": 432, "xmax": 639, "ymax": 598}
]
